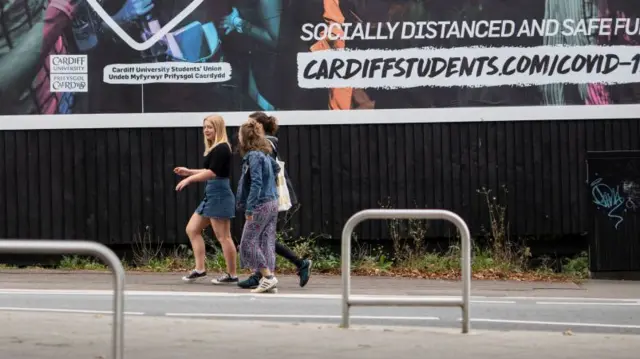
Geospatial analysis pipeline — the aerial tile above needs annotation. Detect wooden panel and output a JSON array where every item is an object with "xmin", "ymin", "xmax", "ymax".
[
  {"xmin": 2, "ymin": 120, "xmax": 639, "ymax": 248},
  {"xmin": 15, "ymin": 131, "xmax": 29, "ymax": 237},
  {"xmin": 139, "ymin": 128, "xmax": 154, "ymax": 241},
  {"xmin": 343, "ymin": 125, "xmax": 356, "ymax": 234},
  {"xmin": 62, "ymin": 130, "xmax": 75, "ymax": 238},
  {"xmin": 73, "ymin": 130, "xmax": 86, "ymax": 240},
  {"xmin": 468, "ymin": 123, "xmax": 480, "ymax": 231},
  {"xmin": 309, "ymin": 126, "xmax": 323, "ymax": 236},
  {"xmin": 0, "ymin": 132, "xmax": 5, "ymax": 239},
  {"xmin": 27, "ymin": 131, "xmax": 40, "ymax": 238},
  {"xmin": 4, "ymin": 132, "xmax": 18, "ymax": 238},
  {"xmin": 587, "ymin": 151, "xmax": 640, "ymax": 272},
  {"xmin": 442, "ymin": 123, "xmax": 454, "ymax": 234},
  {"xmin": 576, "ymin": 121, "xmax": 588, "ymax": 233},
  {"xmin": 119, "ymin": 129, "xmax": 132, "ymax": 244},
  {"xmin": 540, "ymin": 122, "xmax": 553, "ymax": 234},
  {"xmin": 494, "ymin": 122, "xmax": 507, "ymax": 230},
  {"xmin": 486, "ymin": 122, "xmax": 498, "ymax": 228},
  {"xmin": 95, "ymin": 130, "xmax": 109, "ymax": 243},
  {"xmin": 522, "ymin": 122, "xmax": 535, "ymax": 234},
  {"xmin": 431, "ymin": 124, "xmax": 444, "ymax": 235},
  {"xmin": 173, "ymin": 129, "xmax": 188, "ymax": 243},
  {"xmin": 84, "ymin": 130, "xmax": 98, "ymax": 241},
  {"xmin": 151, "ymin": 129, "xmax": 166, "ymax": 246},
  {"xmin": 531, "ymin": 123, "xmax": 544, "ymax": 235}
]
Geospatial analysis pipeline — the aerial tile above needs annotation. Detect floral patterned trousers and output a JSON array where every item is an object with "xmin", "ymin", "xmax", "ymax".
[{"xmin": 239, "ymin": 200, "xmax": 279, "ymax": 272}]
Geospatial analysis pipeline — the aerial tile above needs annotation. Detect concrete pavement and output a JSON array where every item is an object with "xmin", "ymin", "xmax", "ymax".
[
  {"xmin": 2, "ymin": 269, "xmax": 640, "ymax": 298},
  {"xmin": 2, "ymin": 311, "xmax": 638, "ymax": 359}
]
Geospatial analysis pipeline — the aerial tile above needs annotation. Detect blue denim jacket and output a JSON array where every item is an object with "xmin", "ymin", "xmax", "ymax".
[{"xmin": 236, "ymin": 150, "xmax": 280, "ymax": 216}]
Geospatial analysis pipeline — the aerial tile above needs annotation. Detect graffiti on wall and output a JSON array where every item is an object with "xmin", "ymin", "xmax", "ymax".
[{"xmin": 590, "ymin": 175, "xmax": 640, "ymax": 229}]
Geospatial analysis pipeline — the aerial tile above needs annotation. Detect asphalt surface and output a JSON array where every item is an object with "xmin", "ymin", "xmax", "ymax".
[
  {"xmin": 0, "ymin": 270, "xmax": 639, "ymax": 334},
  {"xmin": 1, "ymin": 285, "xmax": 639, "ymax": 334}
]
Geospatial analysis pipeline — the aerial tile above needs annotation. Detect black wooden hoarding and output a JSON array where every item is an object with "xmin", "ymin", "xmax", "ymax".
[
  {"xmin": 0, "ymin": 119, "xmax": 639, "ymax": 250},
  {"xmin": 587, "ymin": 151, "xmax": 640, "ymax": 274}
]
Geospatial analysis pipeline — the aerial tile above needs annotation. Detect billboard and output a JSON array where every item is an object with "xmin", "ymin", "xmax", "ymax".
[{"xmin": 1, "ymin": 0, "xmax": 640, "ymax": 129}]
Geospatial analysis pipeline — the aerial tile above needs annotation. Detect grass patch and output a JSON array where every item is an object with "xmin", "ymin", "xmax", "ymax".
[{"xmin": 17, "ymin": 242, "xmax": 589, "ymax": 285}]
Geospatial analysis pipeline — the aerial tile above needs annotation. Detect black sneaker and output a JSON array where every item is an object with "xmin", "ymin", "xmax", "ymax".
[
  {"xmin": 182, "ymin": 270, "xmax": 207, "ymax": 283},
  {"xmin": 237, "ymin": 272, "xmax": 261, "ymax": 289},
  {"xmin": 211, "ymin": 272, "xmax": 239, "ymax": 285},
  {"xmin": 297, "ymin": 259, "xmax": 313, "ymax": 287}
]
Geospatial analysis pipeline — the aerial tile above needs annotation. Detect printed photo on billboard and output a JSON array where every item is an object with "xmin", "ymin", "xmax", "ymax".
[{"xmin": 1, "ymin": 0, "xmax": 640, "ymax": 129}]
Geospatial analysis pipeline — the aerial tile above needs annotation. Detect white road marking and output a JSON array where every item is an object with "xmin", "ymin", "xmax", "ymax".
[
  {"xmin": 0, "ymin": 289, "xmax": 580, "ymax": 304},
  {"xmin": 0, "ymin": 307, "xmax": 144, "ymax": 315},
  {"xmin": 0, "ymin": 289, "xmax": 513, "ymax": 303},
  {"xmin": 466, "ymin": 318, "xmax": 640, "ymax": 329},
  {"xmin": 1, "ymin": 306, "xmax": 638, "ymax": 331},
  {"xmin": 536, "ymin": 301, "xmax": 640, "ymax": 306},
  {"xmin": 0, "ymin": 289, "xmax": 637, "ymax": 303},
  {"xmin": 165, "ymin": 313, "xmax": 440, "ymax": 321},
  {"xmin": 474, "ymin": 300, "xmax": 516, "ymax": 304},
  {"xmin": 0, "ymin": 289, "xmax": 339, "ymax": 299},
  {"xmin": 501, "ymin": 296, "xmax": 640, "ymax": 302}
]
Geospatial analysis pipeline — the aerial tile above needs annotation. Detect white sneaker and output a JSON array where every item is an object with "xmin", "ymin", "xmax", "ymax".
[{"xmin": 251, "ymin": 276, "xmax": 278, "ymax": 293}]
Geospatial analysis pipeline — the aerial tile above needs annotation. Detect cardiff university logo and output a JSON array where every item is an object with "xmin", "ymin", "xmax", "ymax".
[{"xmin": 84, "ymin": 0, "xmax": 204, "ymax": 51}]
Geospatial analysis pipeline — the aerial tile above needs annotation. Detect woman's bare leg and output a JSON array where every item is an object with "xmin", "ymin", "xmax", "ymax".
[
  {"xmin": 186, "ymin": 212, "xmax": 210, "ymax": 272},
  {"xmin": 211, "ymin": 218, "xmax": 237, "ymax": 277}
]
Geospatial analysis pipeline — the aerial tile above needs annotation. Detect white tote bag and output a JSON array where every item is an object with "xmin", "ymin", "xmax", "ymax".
[{"xmin": 268, "ymin": 140, "xmax": 292, "ymax": 212}]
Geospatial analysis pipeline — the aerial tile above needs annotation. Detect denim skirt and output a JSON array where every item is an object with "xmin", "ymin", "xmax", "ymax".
[{"xmin": 195, "ymin": 178, "xmax": 235, "ymax": 219}]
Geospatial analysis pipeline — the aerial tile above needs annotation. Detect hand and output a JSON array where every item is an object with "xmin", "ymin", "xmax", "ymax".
[
  {"xmin": 175, "ymin": 177, "xmax": 191, "ymax": 192},
  {"xmin": 122, "ymin": 0, "xmax": 154, "ymax": 21},
  {"xmin": 173, "ymin": 167, "xmax": 190, "ymax": 177},
  {"xmin": 245, "ymin": 214, "xmax": 253, "ymax": 221},
  {"xmin": 220, "ymin": 7, "xmax": 242, "ymax": 35}
]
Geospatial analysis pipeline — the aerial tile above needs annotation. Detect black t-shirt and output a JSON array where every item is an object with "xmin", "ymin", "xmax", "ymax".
[{"xmin": 203, "ymin": 143, "xmax": 232, "ymax": 178}]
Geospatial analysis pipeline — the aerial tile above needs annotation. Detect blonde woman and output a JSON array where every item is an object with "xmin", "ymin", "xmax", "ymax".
[{"xmin": 174, "ymin": 115, "xmax": 238, "ymax": 284}]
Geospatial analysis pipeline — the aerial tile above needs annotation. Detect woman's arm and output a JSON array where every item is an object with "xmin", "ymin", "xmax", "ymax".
[
  {"xmin": 187, "ymin": 169, "xmax": 216, "ymax": 183},
  {"xmin": 175, "ymin": 169, "xmax": 215, "ymax": 191},
  {"xmin": 100, "ymin": 0, "xmax": 155, "ymax": 34},
  {"xmin": 224, "ymin": 0, "xmax": 282, "ymax": 49},
  {"xmin": 245, "ymin": 154, "xmax": 264, "ymax": 216},
  {"xmin": 188, "ymin": 169, "xmax": 210, "ymax": 176}
]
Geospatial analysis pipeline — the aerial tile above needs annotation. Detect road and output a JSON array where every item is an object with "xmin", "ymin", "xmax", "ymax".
[
  {"xmin": 1, "ymin": 271, "xmax": 639, "ymax": 358},
  {"xmin": 0, "ymin": 278, "xmax": 639, "ymax": 334}
]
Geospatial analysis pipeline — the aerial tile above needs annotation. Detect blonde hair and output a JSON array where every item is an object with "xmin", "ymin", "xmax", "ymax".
[
  {"xmin": 203, "ymin": 115, "xmax": 230, "ymax": 155},
  {"xmin": 238, "ymin": 119, "xmax": 272, "ymax": 157}
]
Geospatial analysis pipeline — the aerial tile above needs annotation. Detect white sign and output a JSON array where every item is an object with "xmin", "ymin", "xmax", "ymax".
[
  {"xmin": 49, "ymin": 55, "xmax": 89, "ymax": 93},
  {"xmin": 297, "ymin": 45, "xmax": 640, "ymax": 89},
  {"xmin": 50, "ymin": 55, "xmax": 88, "ymax": 73},
  {"xmin": 103, "ymin": 62, "xmax": 232, "ymax": 84},
  {"xmin": 50, "ymin": 74, "xmax": 89, "ymax": 92}
]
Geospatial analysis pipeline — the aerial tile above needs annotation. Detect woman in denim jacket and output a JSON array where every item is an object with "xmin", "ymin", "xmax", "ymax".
[
  {"xmin": 236, "ymin": 119, "xmax": 281, "ymax": 293},
  {"xmin": 235, "ymin": 111, "xmax": 313, "ymax": 291}
]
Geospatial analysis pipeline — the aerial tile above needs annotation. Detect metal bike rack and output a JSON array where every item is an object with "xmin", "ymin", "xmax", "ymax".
[
  {"xmin": 0, "ymin": 240, "xmax": 126, "ymax": 359},
  {"xmin": 341, "ymin": 209, "xmax": 471, "ymax": 333}
]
